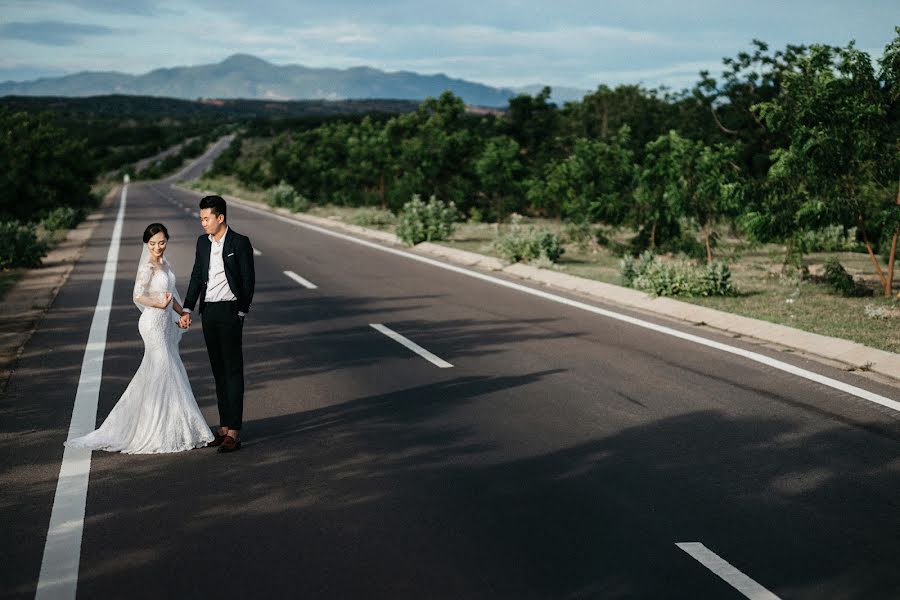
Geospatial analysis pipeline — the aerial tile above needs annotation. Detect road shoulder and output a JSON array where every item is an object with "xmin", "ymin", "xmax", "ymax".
[{"xmin": 0, "ymin": 187, "xmax": 119, "ymax": 395}]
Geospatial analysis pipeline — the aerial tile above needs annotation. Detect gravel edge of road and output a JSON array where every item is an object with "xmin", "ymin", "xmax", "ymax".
[
  {"xmin": 179, "ymin": 184, "xmax": 900, "ymax": 387},
  {"xmin": 0, "ymin": 186, "xmax": 120, "ymax": 396}
]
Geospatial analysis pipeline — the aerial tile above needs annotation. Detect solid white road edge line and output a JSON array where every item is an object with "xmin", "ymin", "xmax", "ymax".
[
  {"xmin": 222, "ymin": 199, "xmax": 899, "ymax": 413},
  {"xmin": 370, "ymin": 324, "xmax": 454, "ymax": 368},
  {"xmin": 284, "ymin": 270, "xmax": 317, "ymax": 289},
  {"xmin": 36, "ymin": 184, "xmax": 127, "ymax": 600},
  {"xmin": 676, "ymin": 542, "xmax": 781, "ymax": 600}
]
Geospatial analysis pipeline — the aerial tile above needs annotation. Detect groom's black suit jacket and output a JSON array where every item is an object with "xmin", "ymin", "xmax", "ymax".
[{"xmin": 184, "ymin": 228, "xmax": 255, "ymax": 315}]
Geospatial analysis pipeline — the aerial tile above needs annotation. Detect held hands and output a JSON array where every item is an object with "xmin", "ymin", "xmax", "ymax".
[{"xmin": 179, "ymin": 311, "xmax": 192, "ymax": 329}]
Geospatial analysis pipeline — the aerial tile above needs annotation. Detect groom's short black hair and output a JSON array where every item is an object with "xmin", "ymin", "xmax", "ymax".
[{"xmin": 199, "ymin": 195, "xmax": 227, "ymax": 222}]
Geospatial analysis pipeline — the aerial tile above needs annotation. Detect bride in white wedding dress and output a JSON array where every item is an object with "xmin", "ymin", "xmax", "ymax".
[{"xmin": 66, "ymin": 223, "xmax": 214, "ymax": 454}]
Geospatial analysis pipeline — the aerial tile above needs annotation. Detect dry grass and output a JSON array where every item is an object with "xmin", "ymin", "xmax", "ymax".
[{"xmin": 440, "ymin": 221, "xmax": 900, "ymax": 353}]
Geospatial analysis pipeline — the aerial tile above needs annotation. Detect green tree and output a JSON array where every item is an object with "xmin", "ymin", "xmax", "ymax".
[
  {"xmin": 474, "ymin": 136, "xmax": 524, "ymax": 221},
  {"xmin": 876, "ymin": 28, "xmax": 900, "ymax": 298},
  {"xmin": 346, "ymin": 116, "xmax": 391, "ymax": 206},
  {"xmin": 526, "ymin": 126, "xmax": 634, "ymax": 224},
  {"xmin": 0, "ymin": 110, "xmax": 95, "ymax": 222},
  {"xmin": 504, "ymin": 87, "xmax": 561, "ymax": 168},
  {"xmin": 562, "ymin": 85, "xmax": 684, "ymax": 160},
  {"xmin": 693, "ymin": 40, "xmax": 809, "ymax": 178},
  {"xmin": 687, "ymin": 143, "xmax": 744, "ymax": 263},
  {"xmin": 387, "ymin": 92, "xmax": 479, "ymax": 210},
  {"xmin": 753, "ymin": 34, "xmax": 900, "ymax": 296},
  {"xmin": 632, "ymin": 130, "xmax": 694, "ymax": 250}
]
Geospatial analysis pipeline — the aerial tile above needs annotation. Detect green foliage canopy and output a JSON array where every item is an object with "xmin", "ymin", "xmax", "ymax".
[{"xmin": 0, "ymin": 110, "xmax": 95, "ymax": 221}]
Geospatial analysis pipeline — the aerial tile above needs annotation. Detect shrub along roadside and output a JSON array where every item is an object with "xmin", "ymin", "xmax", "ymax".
[
  {"xmin": 395, "ymin": 195, "xmax": 459, "ymax": 246},
  {"xmin": 493, "ymin": 227, "xmax": 564, "ymax": 264},
  {"xmin": 620, "ymin": 251, "xmax": 735, "ymax": 297},
  {"xmin": 0, "ymin": 222, "xmax": 47, "ymax": 270},
  {"xmin": 41, "ymin": 206, "xmax": 86, "ymax": 232},
  {"xmin": 265, "ymin": 181, "xmax": 310, "ymax": 213},
  {"xmin": 822, "ymin": 256, "xmax": 867, "ymax": 297},
  {"xmin": 0, "ymin": 184, "xmax": 106, "ymax": 272}
]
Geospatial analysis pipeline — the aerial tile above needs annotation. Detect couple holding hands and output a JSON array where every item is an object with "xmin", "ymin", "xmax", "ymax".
[{"xmin": 67, "ymin": 195, "xmax": 255, "ymax": 455}]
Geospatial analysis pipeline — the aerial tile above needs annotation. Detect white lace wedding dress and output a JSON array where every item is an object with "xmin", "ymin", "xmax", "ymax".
[{"xmin": 66, "ymin": 260, "xmax": 214, "ymax": 453}]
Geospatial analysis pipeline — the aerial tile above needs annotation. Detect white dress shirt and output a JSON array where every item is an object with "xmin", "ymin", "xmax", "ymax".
[
  {"xmin": 183, "ymin": 227, "xmax": 245, "ymax": 317},
  {"xmin": 205, "ymin": 227, "xmax": 237, "ymax": 303}
]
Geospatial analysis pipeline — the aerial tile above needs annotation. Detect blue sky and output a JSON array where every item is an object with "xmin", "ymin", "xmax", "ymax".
[{"xmin": 1, "ymin": 1, "xmax": 897, "ymax": 91}]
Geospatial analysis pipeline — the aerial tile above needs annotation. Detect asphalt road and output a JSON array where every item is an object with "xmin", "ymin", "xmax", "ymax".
[{"xmin": 2, "ymin": 169, "xmax": 900, "ymax": 599}]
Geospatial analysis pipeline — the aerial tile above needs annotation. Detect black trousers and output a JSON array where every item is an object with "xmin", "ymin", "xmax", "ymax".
[{"xmin": 201, "ymin": 301, "xmax": 245, "ymax": 430}]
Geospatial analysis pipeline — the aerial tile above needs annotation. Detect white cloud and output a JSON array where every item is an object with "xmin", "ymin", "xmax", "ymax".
[
  {"xmin": 2, "ymin": 1, "xmax": 897, "ymax": 89},
  {"xmin": 587, "ymin": 60, "xmax": 727, "ymax": 88},
  {"xmin": 335, "ymin": 34, "xmax": 376, "ymax": 44}
]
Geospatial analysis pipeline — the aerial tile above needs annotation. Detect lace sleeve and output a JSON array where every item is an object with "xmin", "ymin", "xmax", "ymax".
[{"xmin": 133, "ymin": 263, "xmax": 155, "ymax": 305}]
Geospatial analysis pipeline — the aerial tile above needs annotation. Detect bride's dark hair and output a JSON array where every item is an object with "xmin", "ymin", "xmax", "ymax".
[{"xmin": 143, "ymin": 223, "xmax": 169, "ymax": 243}]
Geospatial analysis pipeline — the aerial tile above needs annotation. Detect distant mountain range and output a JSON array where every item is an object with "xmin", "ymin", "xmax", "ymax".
[{"xmin": 0, "ymin": 54, "xmax": 588, "ymax": 107}]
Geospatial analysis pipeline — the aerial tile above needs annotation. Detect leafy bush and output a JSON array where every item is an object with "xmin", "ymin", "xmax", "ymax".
[
  {"xmin": 536, "ymin": 230, "xmax": 564, "ymax": 262},
  {"xmin": 291, "ymin": 195, "xmax": 311, "ymax": 213},
  {"xmin": 0, "ymin": 221, "xmax": 47, "ymax": 269},
  {"xmin": 620, "ymin": 251, "xmax": 735, "ymax": 297},
  {"xmin": 266, "ymin": 181, "xmax": 310, "ymax": 212},
  {"xmin": 799, "ymin": 226, "xmax": 860, "ymax": 253},
  {"xmin": 395, "ymin": 195, "xmax": 459, "ymax": 245},
  {"xmin": 41, "ymin": 206, "xmax": 84, "ymax": 231},
  {"xmin": 822, "ymin": 256, "xmax": 859, "ymax": 296},
  {"xmin": 493, "ymin": 230, "xmax": 532, "ymax": 263},
  {"xmin": 351, "ymin": 208, "xmax": 396, "ymax": 228},
  {"xmin": 493, "ymin": 227, "xmax": 565, "ymax": 263},
  {"xmin": 703, "ymin": 260, "xmax": 735, "ymax": 296},
  {"xmin": 265, "ymin": 181, "xmax": 297, "ymax": 207}
]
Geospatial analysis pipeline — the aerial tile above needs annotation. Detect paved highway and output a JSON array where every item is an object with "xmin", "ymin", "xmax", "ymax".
[{"xmin": 2, "ymin": 155, "xmax": 899, "ymax": 599}]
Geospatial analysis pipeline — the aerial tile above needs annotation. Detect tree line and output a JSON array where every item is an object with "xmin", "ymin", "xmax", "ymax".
[
  {"xmin": 218, "ymin": 31, "xmax": 900, "ymax": 296},
  {"xmin": 0, "ymin": 95, "xmax": 419, "ymax": 269},
  {"xmin": 0, "ymin": 95, "xmax": 419, "ymax": 224}
]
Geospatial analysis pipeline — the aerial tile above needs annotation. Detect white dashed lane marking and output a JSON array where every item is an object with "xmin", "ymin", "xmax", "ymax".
[
  {"xmin": 284, "ymin": 270, "xmax": 317, "ymax": 289},
  {"xmin": 370, "ymin": 323, "xmax": 454, "ymax": 369},
  {"xmin": 676, "ymin": 542, "xmax": 781, "ymax": 600}
]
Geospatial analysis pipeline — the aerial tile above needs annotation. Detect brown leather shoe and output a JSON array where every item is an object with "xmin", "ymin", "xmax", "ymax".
[
  {"xmin": 218, "ymin": 435, "xmax": 242, "ymax": 453},
  {"xmin": 206, "ymin": 431, "xmax": 226, "ymax": 447}
]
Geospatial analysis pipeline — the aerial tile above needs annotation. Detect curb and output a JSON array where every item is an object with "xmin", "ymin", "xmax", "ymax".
[
  {"xmin": 179, "ymin": 185, "xmax": 900, "ymax": 384},
  {"xmin": 0, "ymin": 186, "xmax": 120, "ymax": 395}
]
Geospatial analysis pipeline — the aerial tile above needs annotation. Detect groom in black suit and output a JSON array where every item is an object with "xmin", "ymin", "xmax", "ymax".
[{"xmin": 181, "ymin": 195, "xmax": 255, "ymax": 453}]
